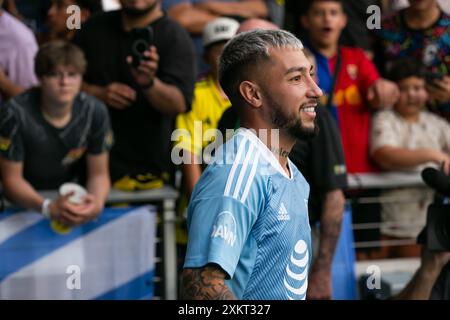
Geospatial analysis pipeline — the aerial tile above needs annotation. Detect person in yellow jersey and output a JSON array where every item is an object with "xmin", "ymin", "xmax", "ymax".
[{"xmin": 174, "ymin": 17, "xmax": 239, "ymax": 264}]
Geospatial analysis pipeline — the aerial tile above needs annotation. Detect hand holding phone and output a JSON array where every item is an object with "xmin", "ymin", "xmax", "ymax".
[
  {"xmin": 130, "ymin": 26, "xmax": 154, "ymax": 68},
  {"xmin": 127, "ymin": 26, "xmax": 159, "ymax": 89}
]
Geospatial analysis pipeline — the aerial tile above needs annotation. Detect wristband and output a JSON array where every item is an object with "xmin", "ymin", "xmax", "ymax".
[{"xmin": 41, "ymin": 198, "xmax": 51, "ymax": 219}]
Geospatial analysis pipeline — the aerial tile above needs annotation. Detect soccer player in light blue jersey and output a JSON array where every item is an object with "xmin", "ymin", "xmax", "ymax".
[{"xmin": 181, "ymin": 29, "xmax": 323, "ymax": 300}]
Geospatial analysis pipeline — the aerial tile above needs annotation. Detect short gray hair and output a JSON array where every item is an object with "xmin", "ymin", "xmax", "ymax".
[{"xmin": 219, "ymin": 29, "xmax": 303, "ymax": 105}]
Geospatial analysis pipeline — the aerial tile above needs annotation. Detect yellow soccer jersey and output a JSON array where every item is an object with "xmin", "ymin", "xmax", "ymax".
[{"xmin": 175, "ymin": 75, "xmax": 231, "ymax": 157}]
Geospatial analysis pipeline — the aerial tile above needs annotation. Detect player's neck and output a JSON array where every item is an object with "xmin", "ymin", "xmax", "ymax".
[
  {"xmin": 272, "ymin": 139, "xmax": 293, "ymax": 178},
  {"xmin": 241, "ymin": 116, "xmax": 295, "ymax": 175},
  {"xmin": 255, "ymin": 127, "xmax": 293, "ymax": 177}
]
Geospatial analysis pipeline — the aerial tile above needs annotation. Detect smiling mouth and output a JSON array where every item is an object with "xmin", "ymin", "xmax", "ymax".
[
  {"xmin": 301, "ymin": 107, "xmax": 316, "ymax": 113},
  {"xmin": 300, "ymin": 102, "xmax": 318, "ymax": 113}
]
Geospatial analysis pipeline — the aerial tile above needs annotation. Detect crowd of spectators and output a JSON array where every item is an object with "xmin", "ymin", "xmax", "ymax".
[{"xmin": 0, "ymin": 0, "xmax": 449, "ymax": 299}]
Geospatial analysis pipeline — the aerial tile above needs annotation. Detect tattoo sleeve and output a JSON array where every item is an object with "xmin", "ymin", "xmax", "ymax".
[
  {"xmin": 314, "ymin": 189, "xmax": 345, "ymax": 271},
  {"xmin": 180, "ymin": 264, "xmax": 237, "ymax": 300}
]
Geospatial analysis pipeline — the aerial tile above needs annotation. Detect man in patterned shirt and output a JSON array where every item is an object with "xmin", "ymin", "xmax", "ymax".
[{"xmin": 375, "ymin": 0, "xmax": 450, "ymax": 121}]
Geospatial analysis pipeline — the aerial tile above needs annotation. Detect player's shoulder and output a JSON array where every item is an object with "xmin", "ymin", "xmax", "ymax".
[{"xmin": 192, "ymin": 130, "xmax": 271, "ymax": 205}]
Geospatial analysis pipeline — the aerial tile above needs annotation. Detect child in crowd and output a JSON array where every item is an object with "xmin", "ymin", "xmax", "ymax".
[{"xmin": 370, "ymin": 58, "xmax": 450, "ymax": 258}]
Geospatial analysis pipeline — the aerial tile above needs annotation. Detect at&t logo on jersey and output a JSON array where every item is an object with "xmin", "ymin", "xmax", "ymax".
[
  {"xmin": 284, "ymin": 239, "xmax": 309, "ymax": 300},
  {"xmin": 211, "ymin": 211, "xmax": 237, "ymax": 247}
]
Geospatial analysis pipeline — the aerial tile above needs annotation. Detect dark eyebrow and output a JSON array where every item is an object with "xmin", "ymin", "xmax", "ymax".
[{"xmin": 285, "ymin": 65, "xmax": 314, "ymax": 75}]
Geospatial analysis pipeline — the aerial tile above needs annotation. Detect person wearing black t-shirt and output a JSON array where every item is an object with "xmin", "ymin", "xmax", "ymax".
[
  {"xmin": 74, "ymin": 0, "xmax": 196, "ymax": 190},
  {"xmin": 0, "ymin": 41, "xmax": 113, "ymax": 226}
]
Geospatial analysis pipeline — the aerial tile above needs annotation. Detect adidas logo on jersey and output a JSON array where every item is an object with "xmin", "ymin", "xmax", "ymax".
[{"xmin": 277, "ymin": 203, "xmax": 290, "ymax": 221}]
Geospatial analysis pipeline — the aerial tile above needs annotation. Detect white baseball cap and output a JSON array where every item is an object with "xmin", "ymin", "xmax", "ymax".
[{"xmin": 203, "ymin": 17, "xmax": 240, "ymax": 48}]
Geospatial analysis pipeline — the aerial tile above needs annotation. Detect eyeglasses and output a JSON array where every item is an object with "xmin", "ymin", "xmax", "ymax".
[{"xmin": 44, "ymin": 71, "xmax": 81, "ymax": 80}]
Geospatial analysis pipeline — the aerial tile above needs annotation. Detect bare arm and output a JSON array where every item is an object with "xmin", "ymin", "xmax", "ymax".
[
  {"xmin": 0, "ymin": 158, "xmax": 85, "ymax": 225},
  {"xmin": 394, "ymin": 249, "xmax": 450, "ymax": 300},
  {"xmin": 372, "ymin": 146, "xmax": 450, "ymax": 170},
  {"xmin": 128, "ymin": 47, "xmax": 188, "ymax": 115},
  {"xmin": 180, "ymin": 265, "xmax": 236, "ymax": 300},
  {"xmin": 85, "ymin": 153, "xmax": 110, "ymax": 213},
  {"xmin": 0, "ymin": 159, "xmax": 45, "ymax": 211},
  {"xmin": 196, "ymin": 0, "xmax": 268, "ymax": 19},
  {"xmin": 182, "ymin": 151, "xmax": 202, "ymax": 197},
  {"xmin": 167, "ymin": 3, "xmax": 220, "ymax": 34},
  {"xmin": 141, "ymin": 78, "xmax": 187, "ymax": 115},
  {"xmin": 0, "ymin": 69, "xmax": 25, "ymax": 100},
  {"xmin": 307, "ymin": 189, "xmax": 345, "ymax": 300},
  {"xmin": 367, "ymin": 78, "xmax": 400, "ymax": 109}
]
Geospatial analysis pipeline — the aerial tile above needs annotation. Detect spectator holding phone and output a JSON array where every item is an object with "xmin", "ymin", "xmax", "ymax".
[
  {"xmin": 0, "ymin": 41, "xmax": 112, "ymax": 227},
  {"xmin": 74, "ymin": 0, "xmax": 196, "ymax": 189},
  {"xmin": 375, "ymin": 0, "xmax": 450, "ymax": 121}
]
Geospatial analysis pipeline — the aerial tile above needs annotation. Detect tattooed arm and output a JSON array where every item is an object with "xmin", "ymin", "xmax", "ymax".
[
  {"xmin": 307, "ymin": 189, "xmax": 345, "ymax": 300},
  {"xmin": 180, "ymin": 264, "xmax": 236, "ymax": 300}
]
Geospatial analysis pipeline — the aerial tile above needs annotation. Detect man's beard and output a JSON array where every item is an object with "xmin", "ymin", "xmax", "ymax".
[
  {"xmin": 122, "ymin": 1, "xmax": 158, "ymax": 18},
  {"xmin": 267, "ymin": 93, "xmax": 319, "ymax": 140}
]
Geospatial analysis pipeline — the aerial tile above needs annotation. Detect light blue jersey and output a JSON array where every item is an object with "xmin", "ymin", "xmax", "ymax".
[{"xmin": 184, "ymin": 128, "xmax": 312, "ymax": 300}]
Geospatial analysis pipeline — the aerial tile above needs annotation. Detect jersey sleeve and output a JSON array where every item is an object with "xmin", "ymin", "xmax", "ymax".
[
  {"xmin": 184, "ymin": 194, "xmax": 259, "ymax": 279},
  {"xmin": 184, "ymin": 142, "xmax": 269, "ymax": 278},
  {"xmin": 0, "ymin": 103, "xmax": 24, "ymax": 162},
  {"xmin": 157, "ymin": 22, "xmax": 196, "ymax": 111}
]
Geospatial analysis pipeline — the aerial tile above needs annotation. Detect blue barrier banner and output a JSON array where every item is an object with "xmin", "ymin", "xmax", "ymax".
[
  {"xmin": 331, "ymin": 207, "xmax": 357, "ymax": 300},
  {"xmin": 0, "ymin": 206, "xmax": 156, "ymax": 300}
]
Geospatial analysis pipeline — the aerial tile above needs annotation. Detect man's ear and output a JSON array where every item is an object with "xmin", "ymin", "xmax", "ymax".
[
  {"xmin": 239, "ymin": 81, "xmax": 262, "ymax": 108},
  {"xmin": 341, "ymin": 12, "xmax": 348, "ymax": 29}
]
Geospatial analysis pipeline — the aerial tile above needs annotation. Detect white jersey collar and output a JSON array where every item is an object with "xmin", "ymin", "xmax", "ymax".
[{"xmin": 236, "ymin": 128, "xmax": 295, "ymax": 180}]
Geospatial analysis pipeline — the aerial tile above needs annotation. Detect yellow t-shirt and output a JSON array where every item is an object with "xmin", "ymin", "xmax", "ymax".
[
  {"xmin": 174, "ymin": 75, "xmax": 231, "ymax": 245},
  {"xmin": 175, "ymin": 75, "xmax": 231, "ymax": 157}
]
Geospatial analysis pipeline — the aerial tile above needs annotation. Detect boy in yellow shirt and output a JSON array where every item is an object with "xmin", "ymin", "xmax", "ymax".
[{"xmin": 174, "ymin": 17, "xmax": 239, "ymax": 246}]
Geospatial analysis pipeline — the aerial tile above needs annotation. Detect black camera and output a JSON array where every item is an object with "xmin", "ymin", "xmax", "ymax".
[
  {"xmin": 420, "ymin": 168, "xmax": 450, "ymax": 251},
  {"xmin": 130, "ymin": 26, "xmax": 154, "ymax": 68}
]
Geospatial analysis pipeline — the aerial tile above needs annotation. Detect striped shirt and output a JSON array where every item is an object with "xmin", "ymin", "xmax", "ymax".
[{"xmin": 184, "ymin": 128, "xmax": 312, "ymax": 300}]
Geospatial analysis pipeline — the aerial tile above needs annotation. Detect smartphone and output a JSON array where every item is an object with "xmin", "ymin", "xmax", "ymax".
[{"xmin": 130, "ymin": 26, "xmax": 154, "ymax": 68}]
